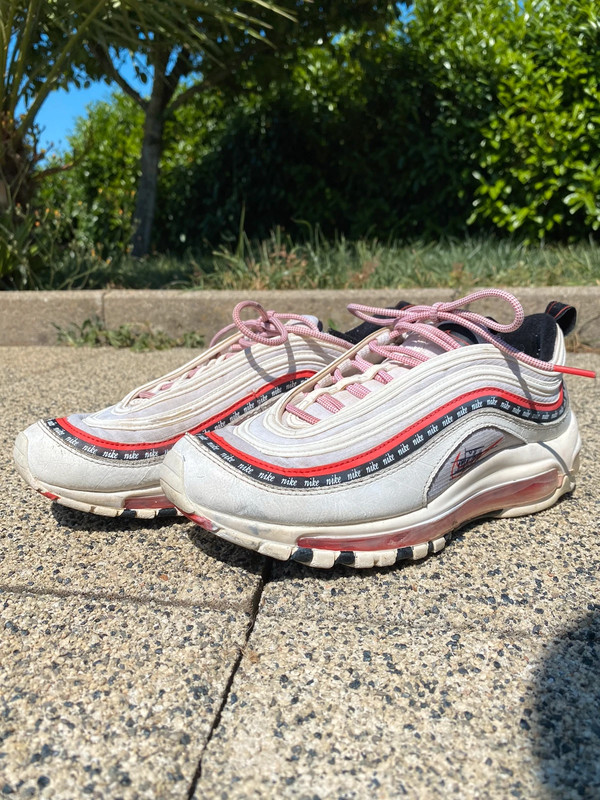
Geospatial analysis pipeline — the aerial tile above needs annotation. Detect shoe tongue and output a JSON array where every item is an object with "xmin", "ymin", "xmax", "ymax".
[
  {"xmin": 288, "ymin": 315, "xmax": 322, "ymax": 330},
  {"xmin": 329, "ymin": 300, "xmax": 411, "ymax": 345},
  {"xmin": 438, "ymin": 322, "xmax": 480, "ymax": 346}
]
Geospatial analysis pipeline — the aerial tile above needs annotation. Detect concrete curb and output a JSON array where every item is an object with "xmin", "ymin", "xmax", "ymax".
[{"xmin": 1, "ymin": 287, "xmax": 599, "ymax": 346}]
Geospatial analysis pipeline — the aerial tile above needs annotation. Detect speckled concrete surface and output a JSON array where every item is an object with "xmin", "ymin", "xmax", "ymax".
[
  {"xmin": 0, "ymin": 596, "xmax": 250, "ymax": 799},
  {"xmin": 0, "ymin": 347, "xmax": 262, "ymax": 798},
  {"xmin": 196, "ymin": 613, "xmax": 600, "ymax": 800},
  {"xmin": 1, "ymin": 347, "xmax": 598, "ymax": 799},
  {"xmin": 0, "ymin": 348, "xmax": 263, "ymax": 609}
]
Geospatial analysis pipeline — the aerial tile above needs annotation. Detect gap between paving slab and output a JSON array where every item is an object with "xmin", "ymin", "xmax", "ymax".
[
  {"xmin": 1, "ymin": 344, "xmax": 276, "ymax": 799},
  {"xmin": 185, "ymin": 558, "xmax": 273, "ymax": 800},
  {"xmin": 1, "ymin": 287, "xmax": 599, "ymax": 346},
  {"xmin": 2, "ymin": 341, "xmax": 598, "ymax": 796},
  {"xmin": 0, "ymin": 594, "xmax": 254, "ymax": 799}
]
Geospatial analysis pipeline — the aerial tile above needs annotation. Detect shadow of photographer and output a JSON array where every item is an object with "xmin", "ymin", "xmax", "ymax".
[{"xmin": 533, "ymin": 609, "xmax": 600, "ymax": 798}]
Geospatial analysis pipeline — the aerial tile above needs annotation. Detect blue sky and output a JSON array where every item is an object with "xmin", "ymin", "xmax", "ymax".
[
  {"xmin": 37, "ymin": 82, "xmax": 113, "ymax": 153},
  {"xmin": 36, "ymin": 59, "xmax": 147, "ymax": 155}
]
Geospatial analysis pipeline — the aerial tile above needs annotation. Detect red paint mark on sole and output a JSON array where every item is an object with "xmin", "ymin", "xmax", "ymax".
[
  {"xmin": 38, "ymin": 490, "xmax": 59, "ymax": 501},
  {"xmin": 297, "ymin": 470, "xmax": 562, "ymax": 552},
  {"xmin": 123, "ymin": 495, "xmax": 173, "ymax": 510},
  {"xmin": 181, "ymin": 511, "xmax": 217, "ymax": 532}
]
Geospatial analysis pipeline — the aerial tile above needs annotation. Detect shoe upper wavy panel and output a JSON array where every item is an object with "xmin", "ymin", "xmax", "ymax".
[
  {"xmin": 53, "ymin": 335, "xmax": 347, "ymax": 445},
  {"xmin": 213, "ymin": 343, "xmax": 568, "ymax": 469},
  {"xmin": 178, "ymin": 342, "xmax": 573, "ymax": 525}
]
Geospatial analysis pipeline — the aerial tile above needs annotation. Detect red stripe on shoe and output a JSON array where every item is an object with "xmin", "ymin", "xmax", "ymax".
[
  {"xmin": 205, "ymin": 385, "xmax": 565, "ymax": 478},
  {"xmin": 38, "ymin": 490, "xmax": 59, "ymax": 500},
  {"xmin": 53, "ymin": 371, "xmax": 315, "ymax": 451}
]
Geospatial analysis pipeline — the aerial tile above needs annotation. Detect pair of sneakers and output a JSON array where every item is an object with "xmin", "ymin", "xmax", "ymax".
[{"xmin": 14, "ymin": 290, "xmax": 594, "ymax": 569}]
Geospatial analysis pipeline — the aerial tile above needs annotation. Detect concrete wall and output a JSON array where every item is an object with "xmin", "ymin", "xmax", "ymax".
[{"xmin": 1, "ymin": 287, "xmax": 598, "ymax": 346}]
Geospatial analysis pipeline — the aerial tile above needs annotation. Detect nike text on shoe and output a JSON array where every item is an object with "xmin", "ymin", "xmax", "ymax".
[
  {"xmin": 160, "ymin": 290, "xmax": 596, "ymax": 568},
  {"xmin": 14, "ymin": 301, "xmax": 354, "ymax": 518}
]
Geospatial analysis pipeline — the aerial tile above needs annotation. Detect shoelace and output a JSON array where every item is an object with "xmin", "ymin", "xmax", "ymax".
[
  {"xmin": 285, "ymin": 289, "xmax": 595, "ymax": 424},
  {"xmin": 136, "ymin": 300, "xmax": 349, "ymax": 399},
  {"xmin": 209, "ymin": 300, "xmax": 341, "ymax": 350}
]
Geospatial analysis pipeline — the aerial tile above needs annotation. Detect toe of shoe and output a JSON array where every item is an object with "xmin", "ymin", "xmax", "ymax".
[
  {"xmin": 160, "ymin": 434, "xmax": 309, "ymax": 526},
  {"xmin": 14, "ymin": 420, "xmax": 94, "ymax": 492},
  {"xmin": 160, "ymin": 435, "xmax": 247, "ymax": 517}
]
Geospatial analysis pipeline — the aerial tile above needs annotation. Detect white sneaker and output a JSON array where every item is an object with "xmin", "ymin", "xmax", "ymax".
[
  {"xmin": 14, "ymin": 301, "xmax": 354, "ymax": 517},
  {"xmin": 161, "ymin": 290, "xmax": 595, "ymax": 567}
]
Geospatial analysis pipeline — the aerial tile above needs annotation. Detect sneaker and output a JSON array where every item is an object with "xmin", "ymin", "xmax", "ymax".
[
  {"xmin": 13, "ymin": 301, "xmax": 357, "ymax": 518},
  {"xmin": 161, "ymin": 290, "xmax": 595, "ymax": 567}
]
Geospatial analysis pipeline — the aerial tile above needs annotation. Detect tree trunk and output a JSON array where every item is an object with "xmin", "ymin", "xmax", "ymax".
[
  {"xmin": 131, "ymin": 94, "xmax": 165, "ymax": 257},
  {"xmin": 130, "ymin": 46, "xmax": 191, "ymax": 257},
  {"xmin": 0, "ymin": 179, "xmax": 8, "ymax": 212}
]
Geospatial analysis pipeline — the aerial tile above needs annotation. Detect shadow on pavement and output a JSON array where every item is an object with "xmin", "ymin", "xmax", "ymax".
[
  {"xmin": 50, "ymin": 503, "xmax": 266, "ymax": 575},
  {"xmin": 533, "ymin": 610, "xmax": 600, "ymax": 798},
  {"xmin": 187, "ymin": 528, "xmax": 266, "ymax": 575},
  {"xmin": 51, "ymin": 502, "xmax": 186, "ymax": 533}
]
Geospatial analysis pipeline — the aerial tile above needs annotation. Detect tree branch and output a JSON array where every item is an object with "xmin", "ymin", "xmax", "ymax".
[
  {"xmin": 165, "ymin": 47, "xmax": 193, "ymax": 95},
  {"xmin": 92, "ymin": 44, "xmax": 148, "ymax": 109},
  {"xmin": 36, "ymin": 158, "xmax": 82, "ymax": 179},
  {"xmin": 166, "ymin": 65, "xmax": 235, "ymax": 114}
]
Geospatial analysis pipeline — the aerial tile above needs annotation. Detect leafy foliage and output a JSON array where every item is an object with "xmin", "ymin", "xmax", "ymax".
[
  {"xmin": 0, "ymin": 0, "xmax": 318, "ymax": 282},
  {"xmin": 47, "ymin": 30, "xmax": 481, "ymax": 251},
  {"xmin": 422, "ymin": 0, "xmax": 600, "ymax": 239},
  {"xmin": 38, "ymin": 94, "xmax": 144, "ymax": 258},
  {"xmin": 20, "ymin": 0, "xmax": 600, "ymax": 280},
  {"xmin": 167, "ymin": 0, "xmax": 600, "ymax": 244},
  {"xmin": 0, "ymin": 204, "xmax": 42, "ymax": 287}
]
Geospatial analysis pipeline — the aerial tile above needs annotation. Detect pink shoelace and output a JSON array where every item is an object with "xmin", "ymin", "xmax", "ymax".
[
  {"xmin": 137, "ymin": 300, "xmax": 349, "ymax": 399},
  {"xmin": 285, "ymin": 288, "xmax": 595, "ymax": 425}
]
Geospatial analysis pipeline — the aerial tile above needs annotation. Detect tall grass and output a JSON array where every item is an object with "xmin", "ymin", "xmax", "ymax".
[{"xmin": 27, "ymin": 228, "xmax": 600, "ymax": 290}]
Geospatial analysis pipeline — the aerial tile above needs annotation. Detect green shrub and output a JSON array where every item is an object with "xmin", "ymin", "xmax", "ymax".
[
  {"xmin": 38, "ymin": 0, "xmax": 600, "ymax": 257},
  {"xmin": 155, "ymin": 33, "xmax": 485, "ymax": 248},
  {"xmin": 0, "ymin": 207, "xmax": 42, "ymax": 288},
  {"xmin": 37, "ymin": 93, "xmax": 143, "ymax": 260},
  {"xmin": 459, "ymin": 0, "xmax": 600, "ymax": 239}
]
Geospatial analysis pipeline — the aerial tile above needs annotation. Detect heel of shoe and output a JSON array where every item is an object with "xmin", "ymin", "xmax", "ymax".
[
  {"xmin": 492, "ymin": 468, "xmax": 575, "ymax": 519},
  {"xmin": 493, "ymin": 419, "xmax": 581, "ymax": 519}
]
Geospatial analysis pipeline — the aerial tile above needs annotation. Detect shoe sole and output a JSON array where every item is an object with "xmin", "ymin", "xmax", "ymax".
[
  {"xmin": 13, "ymin": 433, "xmax": 180, "ymax": 519},
  {"xmin": 161, "ymin": 419, "xmax": 580, "ymax": 569}
]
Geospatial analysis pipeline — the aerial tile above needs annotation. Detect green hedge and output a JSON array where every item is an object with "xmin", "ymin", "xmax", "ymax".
[{"xmin": 41, "ymin": 0, "xmax": 600, "ymax": 257}]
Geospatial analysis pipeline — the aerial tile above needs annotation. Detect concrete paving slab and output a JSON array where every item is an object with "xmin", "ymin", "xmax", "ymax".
[
  {"xmin": 0, "ymin": 292, "xmax": 104, "ymax": 346},
  {"xmin": 195, "ymin": 611, "xmax": 600, "ymax": 800},
  {"xmin": 0, "ymin": 592, "xmax": 250, "ymax": 799},
  {"xmin": 0, "ymin": 347, "xmax": 263, "ymax": 610},
  {"xmin": 0, "ymin": 346, "xmax": 598, "ymax": 799}
]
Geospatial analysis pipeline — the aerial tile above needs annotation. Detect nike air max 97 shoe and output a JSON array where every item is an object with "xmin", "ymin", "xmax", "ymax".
[
  {"xmin": 14, "ymin": 301, "xmax": 353, "ymax": 517},
  {"xmin": 161, "ymin": 290, "xmax": 595, "ymax": 567}
]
